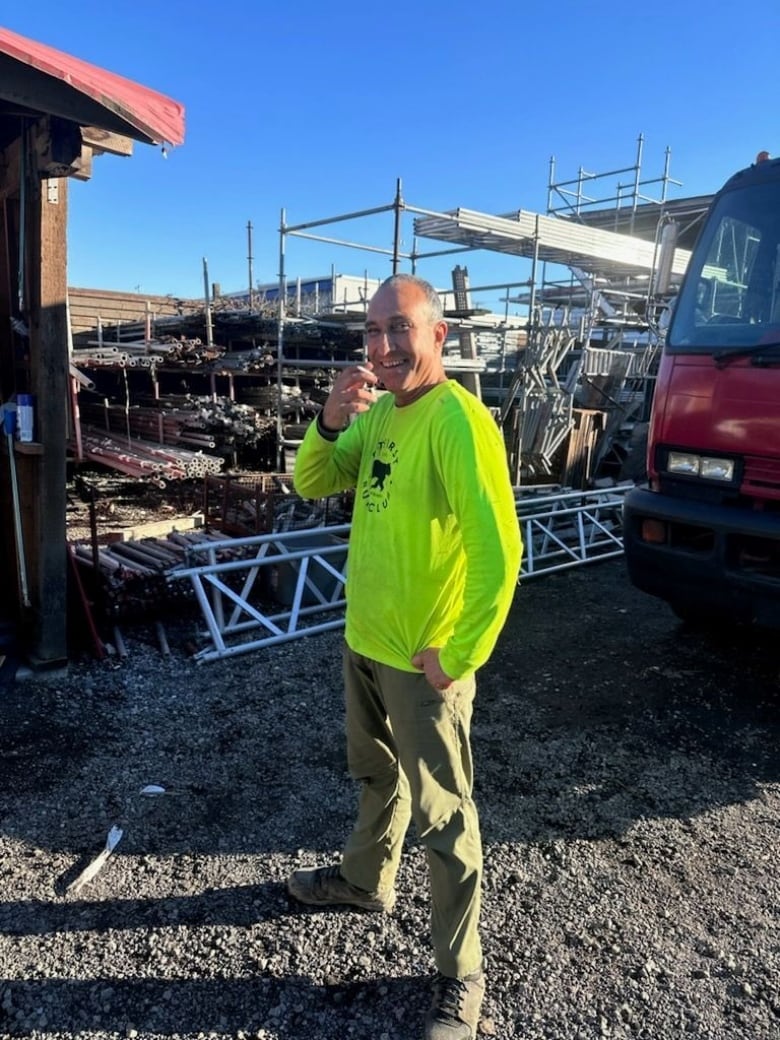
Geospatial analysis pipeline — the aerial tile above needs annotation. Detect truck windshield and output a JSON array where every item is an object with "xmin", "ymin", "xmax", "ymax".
[{"xmin": 668, "ymin": 180, "xmax": 780, "ymax": 353}]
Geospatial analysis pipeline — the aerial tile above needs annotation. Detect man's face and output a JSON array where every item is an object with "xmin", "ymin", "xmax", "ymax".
[{"xmin": 364, "ymin": 281, "xmax": 447, "ymax": 405}]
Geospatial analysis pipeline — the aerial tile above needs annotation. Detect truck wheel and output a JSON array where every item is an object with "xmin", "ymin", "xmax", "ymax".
[{"xmin": 669, "ymin": 602, "xmax": 730, "ymax": 630}]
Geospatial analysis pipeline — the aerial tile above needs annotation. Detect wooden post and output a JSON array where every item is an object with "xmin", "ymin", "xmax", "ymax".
[{"xmin": 25, "ymin": 121, "xmax": 69, "ymax": 666}]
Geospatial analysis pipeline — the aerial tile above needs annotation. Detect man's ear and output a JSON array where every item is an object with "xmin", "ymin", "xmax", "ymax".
[{"xmin": 434, "ymin": 319, "xmax": 448, "ymax": 351}]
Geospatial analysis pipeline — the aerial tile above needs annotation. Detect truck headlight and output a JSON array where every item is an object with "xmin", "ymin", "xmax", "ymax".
[
  {"xmin": 667, "ymin": 451, "xmax": 735, "ymax": 482},
  {"xmin": 700, "ymin": 457, "xmax": 735, "ymax": 481},
  {"xmin": 668, "ymin": 451, "xmax": 700, "ymax": 475}
]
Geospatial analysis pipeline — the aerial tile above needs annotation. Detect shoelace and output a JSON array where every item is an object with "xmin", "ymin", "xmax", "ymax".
[
  {"xmin": 314, "ymin": 863, "xmax": 343, "ymax": 893},
  {"xmin": 431, "ymin": 973, "xmax": 469, "ymax": 1021}
]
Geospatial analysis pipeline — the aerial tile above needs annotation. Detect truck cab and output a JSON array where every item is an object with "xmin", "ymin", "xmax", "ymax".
[{"xmin": 623, "ymin": 155, "xmax": 780, "ymax": 626}]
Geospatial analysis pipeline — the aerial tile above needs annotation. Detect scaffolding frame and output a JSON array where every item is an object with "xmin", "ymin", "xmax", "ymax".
[
  {"xmin": 276, "ymin": 179, "xmax": 536, "ymax": 469},
  {"xmin": 546, "ymin": 133, "xmax": 682, "ymax": 231},
  {"xmin": 276, "ymin": 140, "xmax": 690, "ymax": 482}
]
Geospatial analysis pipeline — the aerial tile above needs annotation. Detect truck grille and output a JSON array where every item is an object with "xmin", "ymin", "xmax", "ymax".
[{"xmin": 743, "ymin": 455, "xmax": 780, "ymax": 499}]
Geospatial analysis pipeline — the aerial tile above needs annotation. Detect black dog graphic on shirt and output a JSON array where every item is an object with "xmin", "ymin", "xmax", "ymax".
[{"xmin": 370, "ymin": 459, "xmax": 392, "ymax": 491}]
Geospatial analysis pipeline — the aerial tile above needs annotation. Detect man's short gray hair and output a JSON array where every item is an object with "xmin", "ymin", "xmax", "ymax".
[{"xmin": 378, "ymin": 273, "xmax": 444, "ymax": 323}]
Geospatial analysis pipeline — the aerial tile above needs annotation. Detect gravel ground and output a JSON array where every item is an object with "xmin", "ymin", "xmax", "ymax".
[{"xmin": 1, "ymin": 556, "xmax": 780, "ymax": 1040}]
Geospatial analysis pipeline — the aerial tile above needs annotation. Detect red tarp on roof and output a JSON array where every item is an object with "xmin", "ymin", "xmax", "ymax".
[{"xmin": 0, "ymin": 26, "xmax": 185, "ymax": 146}]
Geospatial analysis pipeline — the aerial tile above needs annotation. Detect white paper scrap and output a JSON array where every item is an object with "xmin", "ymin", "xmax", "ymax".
[
  {"xmin": 139, "ymin": 784, "xmax": 167, "ymax": 796},
  {"xmin": 66, "ymin": 825, "xmax": 124, "ymax": 894}
]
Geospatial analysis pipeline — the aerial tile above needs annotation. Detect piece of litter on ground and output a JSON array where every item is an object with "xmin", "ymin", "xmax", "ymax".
[
  {"xmin": 139, "ymin": 784, "xmax": 166, "ymax": 796},
  {"xmin": 66, "ymin": 825, "xmax": 123, "ymax": 895}
]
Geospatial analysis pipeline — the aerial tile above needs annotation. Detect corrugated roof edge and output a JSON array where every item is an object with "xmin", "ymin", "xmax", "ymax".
[{"xmin": 0, "ymin": 25, "xmax": 185, "ymax": 147}]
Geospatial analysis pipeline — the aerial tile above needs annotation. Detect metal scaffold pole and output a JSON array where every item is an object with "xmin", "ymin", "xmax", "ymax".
[
  {"xmin": 202, "ymin": 257, "xmax": 213, "ymax": 348},
  {"xmin": 277, "ymin": 208, "xmax": 287, "ymax": 472},
  {"xmin": 247, "ymin": 220, "xmax": 254, "ymax": 312},
  {"xmin": 392, "ymin": 178, "xmax": 403, "ymax": 274}
]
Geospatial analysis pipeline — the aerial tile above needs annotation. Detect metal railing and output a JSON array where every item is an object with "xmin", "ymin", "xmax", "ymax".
[{"xmin": 169, "ymin": 484, "xmax": 631, "ymax": 663}]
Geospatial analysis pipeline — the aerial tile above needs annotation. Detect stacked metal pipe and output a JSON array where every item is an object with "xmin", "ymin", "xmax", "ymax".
[
  {"xmin": 69, "ymin": 526, "xmax": 267, "ymax": 621},
  {"xmin": 70, "ymin": 529, "xmax": 221, "ymax": 620},
  {"xmin": 81, "ymin": 396, "xmax": 275, "ymax": 451},
  {"xmin": 71, "ymin": 337, "xmax": 225, "ymax": 369},
  {"xmin": 80, "ymin": 427, "xmax": 225, "ymax": 487}
]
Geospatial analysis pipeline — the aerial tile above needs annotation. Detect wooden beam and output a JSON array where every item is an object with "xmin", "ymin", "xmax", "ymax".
[
  {"xmin": 34, "ymin": 115, "xmax": 81, "ymax": 178},
  {"xmin": 0, "ymin": 134, "xmax": 21, "ymax": 201},
  {"xmin": 71, "ymin": 145, "xmax": 93, "ymax": 182},
  {"xmin": 80, "ymin": 125, "xmax": 134, "ymax": 158},
  {"xmin": 1, "ymin": 119, "xmax": 132, "ymax": 194}
]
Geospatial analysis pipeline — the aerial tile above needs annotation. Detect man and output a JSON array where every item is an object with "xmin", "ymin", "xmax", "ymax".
[{"xmin": 288, "ymin": 273, "xmax": 522, "ymax": 1039}]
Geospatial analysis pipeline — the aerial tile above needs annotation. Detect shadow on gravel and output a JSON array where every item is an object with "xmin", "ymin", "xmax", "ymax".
[
  {"xmin": 2, "ymin": 560, "xmax": 780, "ymax": 857},
  {"xmin": 477, "ymin": 562, "xmax": 780, "ymax": 845},
  {"xmin": 0, "ymin": 973, "xmax": 424, "ymax": 1039},
  {"xmin": 0, "ymin": 882, "xmax": 309, "ymax": 937}
]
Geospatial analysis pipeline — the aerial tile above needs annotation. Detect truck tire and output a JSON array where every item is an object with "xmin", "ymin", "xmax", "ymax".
[{"xmin": 669, "ymin": 601, "xmax": 731, "ymax": 631}]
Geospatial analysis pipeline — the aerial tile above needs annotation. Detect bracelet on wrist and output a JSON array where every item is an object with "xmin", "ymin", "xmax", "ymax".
[{"xmin": 316, "ymin": 411, "xmax": 341, "ymax": 441}]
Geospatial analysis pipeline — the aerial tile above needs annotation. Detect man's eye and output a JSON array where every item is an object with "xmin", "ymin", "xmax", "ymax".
[{"xmin": 365, "ymin": 322, "xmax": 411, "ymax": 338}]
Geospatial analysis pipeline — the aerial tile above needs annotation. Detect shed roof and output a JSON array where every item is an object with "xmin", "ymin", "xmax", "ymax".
[{"xmin": 0, "ymin": 26, "xmax": 184, "ymax": 146}]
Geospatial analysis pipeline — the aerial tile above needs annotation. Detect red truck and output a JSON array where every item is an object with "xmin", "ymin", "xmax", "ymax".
[{"xmin": 623, "ymin": 153, "xmax": 780, "ymax": 626}]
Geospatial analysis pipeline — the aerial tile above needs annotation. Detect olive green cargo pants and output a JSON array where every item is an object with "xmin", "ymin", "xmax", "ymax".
[{"xmin": 339, "ymin": 645, "xmax": 483, "ymax": 978}]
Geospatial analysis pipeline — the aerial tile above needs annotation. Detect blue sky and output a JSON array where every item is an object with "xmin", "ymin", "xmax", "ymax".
[{"xmin": 5, "ymin": 2, "xmax": 780, "ymax": 314}]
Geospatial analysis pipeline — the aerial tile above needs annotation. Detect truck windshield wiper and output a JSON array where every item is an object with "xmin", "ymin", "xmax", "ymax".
[{"xmin": 713, "ymin": 340, "xmax": 780, "ymax": 367}]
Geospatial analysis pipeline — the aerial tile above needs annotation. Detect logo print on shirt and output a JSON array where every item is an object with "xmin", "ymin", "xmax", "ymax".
[
  {"xmin": 361, "ymin": 438, "xmax": 399, "ymax": 513},
  {"xmin": 371, "ymin": 459, "xmax": 392, "ymax": 490}
]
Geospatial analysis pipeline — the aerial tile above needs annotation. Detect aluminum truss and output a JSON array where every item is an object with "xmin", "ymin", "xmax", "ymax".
[
  {"xmin": 516, "ymin": 484, "xmax": 628, "ymax": 578},
  {"xmin": 168, "ymin": 524, "xmax": 350, "ymax": 664},
  {"xmin": 168, "ymin": 485, "xmax": 631, "ymax": 664}
]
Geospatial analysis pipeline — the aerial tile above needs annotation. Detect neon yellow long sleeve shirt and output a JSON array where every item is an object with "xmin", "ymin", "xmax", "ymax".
[{"xmin": 293, "ymin": 381, "xmax": 522, "ymax": 679}]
